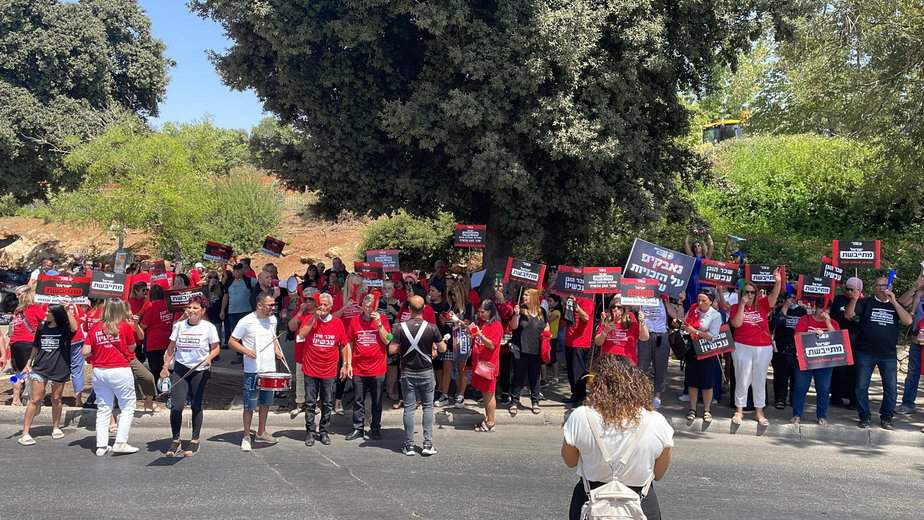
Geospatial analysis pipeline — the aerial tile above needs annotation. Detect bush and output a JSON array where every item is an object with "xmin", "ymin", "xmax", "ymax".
[
  {"xmin": 201, "ymin": 166, "xmax": 283, "ymax": 257},
  {"xmin": 0, "ymin": 193, "xmax": 19, "ymax": 217},
  {"xmin": 358, "ymin": 210, "xmax": 460, "ymax": 271}
]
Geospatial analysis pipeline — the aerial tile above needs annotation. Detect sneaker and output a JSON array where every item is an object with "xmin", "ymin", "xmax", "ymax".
[
  {"xmin": 652, "ymin": 398, "xmax": 662, "ymax": 410},
  {"xmin": 897, "ymin": 405, "xmax": 915, "ymax": 415},
  {"xmin": 345, "ymin": 429, "xmax": 365, "ymax": 441},
  {"xmin": 95, "ymin": 447, "xmax": 111, "ymax": 457},
  {"xmin": 454, "ymin": 395, "xmax": 465, "ymax": 408},
  {"xmin": 817, "ymin": 418, "xmax": 830, "ymax": 427},
  {"xmin": 319, "ymin": 432, "xmax": 331, "ymax": 445},
  {"xmin": 881, "ymin": 419, "xmax": 895, "ymax": 431},
  {"xmin": 111, "ymin": 443, "xmax": 139, "ymax": 455},
  {"xmin": 305, "ymin": 433, "xmax": 315, "ymax": 447},
  {"xmin": 434, "ymin": 396, "xmax": 450, "ymax": 407},
  {"xmin": 255, "ymin": 431, "xmax": 277, "ymax": 444},
  {"xmin": 241, "ymin": 437, "xmax": 252, "ymax": 452},
  {"xmin": 17, "ymin": 434, "xmax": 36, "ymax": 446},
  {"xmin": 184, "ymin": 440, "xmax": 200, "ymax": 457},
  {"xmin": 402, "ymin": 443, "xmax": 416, "ymax": 456},
  {"xmin": 370, "ymin": 429, "xmax": 382, "ymax": 440},
  {"xmin": 421, "ymin": 442, "xmax": 437, "ymax": 456},
  {"xmin": 857, "ymin": 418, "xmax": 870, "ymax": 429},
  {"xmin": 678, "ymin": 394, "xmax": 690, "ymax": 402},
  {"xmin": 51, "ymin": 428, "xmax": 65, "ymax": 440}
]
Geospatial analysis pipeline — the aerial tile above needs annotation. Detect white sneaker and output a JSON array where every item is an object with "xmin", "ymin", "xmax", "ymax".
[
  {"xmin": 678, "ymin": 394, "xmax": 690, "ymax": 402},
  {"xmin": 421, "ymin": 443, "xmax": 437, "ymax": 456},
  {"xmin": 434, "ymin": 396, "xmax": 450, "ymax": 407},
  {"xmin": 454, "ymin": 395, "xmax": 465, "ymax": 409},
  {"xmin": 111, "ymin": 443, "xmax": 139, "ymax": 454},
  {"xmin": 241, "ymin": 437, "xmax": 252, "ymax": 452},
  {"xmin": 95, "ymin": 447, "xmax": 111, "ymax": 457}
]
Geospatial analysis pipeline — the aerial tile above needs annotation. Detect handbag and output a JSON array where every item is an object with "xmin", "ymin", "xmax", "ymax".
[
  {"xmin": 473, "ymin": 359, "xmax": 496, "ymax": 379},
  {"xmin": 668, "ymin": 328, "xmax": 688, "ymax": 361},
  {"xmin": 540, "ymin": 329, "xmax": 552, "ymax": 364}
]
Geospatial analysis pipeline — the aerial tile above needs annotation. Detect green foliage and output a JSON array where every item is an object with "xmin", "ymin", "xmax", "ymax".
[
  {"xmin": 358, "ymin": 210, "xmax": 460, "ymax": 272},
  {"xmin": 249, "ymin": 117, "xmax": 311, "ymax": 186},
  {"xmin": 202, "ymin": 165, "xmax": 283, "ymax": 257},
  {"xmin": 0, "ymin": 193, "xmax": 18, "ymax": 217},
  {"xmin": 0, "ymin": 0, "xmax": 172, "ymax": 200}
]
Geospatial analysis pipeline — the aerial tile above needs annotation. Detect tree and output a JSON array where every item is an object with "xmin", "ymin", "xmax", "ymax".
[
  {"xmin": 0, "ymin": 0, "xmax": 172, "ymax": 200},
  {"xmin": 193, "ymin": 0, "xmax": 796, "ymax": 285}
]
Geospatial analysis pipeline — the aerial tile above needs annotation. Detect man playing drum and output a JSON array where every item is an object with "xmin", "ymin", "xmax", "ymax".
[{"xmin": 299, "ymin": 292, "xmax": 350, "ymax": 446}]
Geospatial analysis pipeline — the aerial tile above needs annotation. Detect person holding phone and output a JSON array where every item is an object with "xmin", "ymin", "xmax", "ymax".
[{"xmin": 594, "ymin": 298, "xmax": 649, "ymax": 365}]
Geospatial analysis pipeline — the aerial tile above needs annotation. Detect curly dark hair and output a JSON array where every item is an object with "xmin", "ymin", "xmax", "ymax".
[{"xmin": 586, "ymin": 355, "xmax": 653, "ymax": 428}]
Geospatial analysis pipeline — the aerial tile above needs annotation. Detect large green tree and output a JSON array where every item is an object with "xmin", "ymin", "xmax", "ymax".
[
  {"xmin": 0, "ymin": 0, "xmax": 172, "ymax": 200},
  {"xmin": 194, "ymin": 0, "xmax": 796, "ymax": 282}
]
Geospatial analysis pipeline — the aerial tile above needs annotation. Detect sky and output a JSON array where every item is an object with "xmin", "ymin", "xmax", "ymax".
[{"xmin": 140, "ymin": 0, "xmax": 266, "ymax": 130}]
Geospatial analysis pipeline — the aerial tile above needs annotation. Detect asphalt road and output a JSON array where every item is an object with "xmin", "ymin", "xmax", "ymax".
[{"xmin": 2, "ymin": 420, "xmax": 923, "ymax": 520}]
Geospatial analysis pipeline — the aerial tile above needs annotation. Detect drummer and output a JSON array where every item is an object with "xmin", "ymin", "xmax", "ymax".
[
  {"xmin": 160, "ymin": 296, "xmax": 220, "ymax": 457},
  {"xmin": 229, "ymin": 291, "xmax": 285, "ymax": 452}
]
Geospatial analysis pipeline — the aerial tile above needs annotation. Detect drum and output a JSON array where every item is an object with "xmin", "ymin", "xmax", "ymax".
[{"xmin": 256, "ymin": 372, "xmax": 291, "ymax": 391}]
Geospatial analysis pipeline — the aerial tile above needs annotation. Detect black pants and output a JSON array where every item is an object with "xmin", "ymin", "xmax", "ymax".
[
  {"xmin": 771, "ymin": 351, "xmax": 797, "ymax": 405},
  {"xmin": 565, "ymin": 347, "xmax": 595, "ymax": 402},
  {"xmin": 512, "ymin": 352, "xmax": 542, "ymax": 405},
  {"xmin": 831, "ymin": 364, "xmax": 857, "ymax": 406},
  {"xmin": 147, "ymin": 350, "xmax": 166, "ymax": 383},
  {"xmin": 352, "ymin": 375, "xmax": 385, "ymax": 431},
  {"xmin": 10, "ymin": 341, "xmax": 32, "ymax": 372},
  {"xmin": 170, "ymin": 363, "xmax": 210, "ymax": 439},
  {"xmin": 498, "ymin": 351, "xmax": 513, "ymax": 397},
  {"xmin": 305, "ymin": 377, "xmax": 335, "ymax": 434},
  {"xmin": 335, "ymin": 361, "xmax": 348, "ymax": 400},
  {"xmin": 569, "ymin": 480, "xmax": 660, "ymax": 520}
]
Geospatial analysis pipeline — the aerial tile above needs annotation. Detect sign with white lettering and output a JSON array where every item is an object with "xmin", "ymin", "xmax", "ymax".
[
  {"xmin": 582, "ymin": 267, "xmax": 623, "ymax": 294},
  {"xmin": 454, "ymin": 224, "xmax": 487, "ymax": 248},
  {"xmin": 831, "ymin": 240, "xmax": 880, "ymax": 268},
  {"xmin": 553, "ymin": 265, "xmax": 584, "ymax": 295},
  {"xmin": 699, "ymin": 259, "xmax": 739, "ymax": 288},
  {"xmin": 795, "ymin": 330, "xmax": 853, "ymax": 370},
  {"xmin": 503, "ymin": 258, "xmax": 546, "ymax": 290},
  {"xmin": 624, "ymin": 239, "xmax": 696, "ymax": 298},
  {"xmin": 617, "ymin": 278, "xmax": 659, "ymax": 307},
  {"xmin": 89, "ymin": 271, "xmax": 127, "ymax": 300},
  {"xmin": 693, "ymin": 328, "xmax": 734, "ymax": 360}
]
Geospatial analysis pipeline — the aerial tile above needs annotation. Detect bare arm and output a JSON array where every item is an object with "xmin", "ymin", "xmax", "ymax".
[
  {"xmin": 705, "ymin": 234, "xmax": 714, "ymax": 259},
  {"xmin": 653, "ymin": 447, "xmax": 672, "ymax": 481},
  {"xmin": 228, "ymin": 336, "xmax": 256, "ymax": 359},
  {"xmin": 561, "ymin": 441, "xmax": 580, "ymax": 468},
  {"xmin": 890, "ymin": 292, "xmax": 914, "ymax": 326},
  {"xmin": 845, "ymin": 296, "xmax": 859, "ymax": 320},
  {"xmin": 683, "ymin": 234, "xmax": 693, "ymax": 256}
]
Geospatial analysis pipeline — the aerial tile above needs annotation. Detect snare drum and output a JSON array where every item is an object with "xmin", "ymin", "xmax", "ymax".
[{"xmin": 256, "ymin": 372, "xmax": 292, "ymax": 391}]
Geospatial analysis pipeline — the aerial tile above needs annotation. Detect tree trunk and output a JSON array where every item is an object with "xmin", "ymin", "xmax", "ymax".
[{"xmin": 480, "ymin": 202, "xmax": 513, "ymax": 300}]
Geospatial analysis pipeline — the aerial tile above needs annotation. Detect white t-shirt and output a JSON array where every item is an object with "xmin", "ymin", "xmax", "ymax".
[
  {"xmin": 169, "ymin": 320, "xmax": 220, "ymax": 371},
  {"xmin": 563, "ymin": 406, "xmax": 673, "ymax": 486},
  {"xmin": 231, "ymin": 313, "xmax": 278, "ymax": 374}
]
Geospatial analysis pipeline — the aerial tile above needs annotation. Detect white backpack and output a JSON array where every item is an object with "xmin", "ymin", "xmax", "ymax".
[{"xmin": 580, "ymin": 412, "xmax": 652, "ymax": 520}]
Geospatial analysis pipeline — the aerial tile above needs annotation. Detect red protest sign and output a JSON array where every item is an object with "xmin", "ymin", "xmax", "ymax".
[
  {"xmin": 796, "ymin": 275, "xmax": 834, "ymax": 304},
  {"xmin": 699, "ymin": 259, "xmax": 739, "ymax": 288},
  {"xmin": 617, "ymin": 278, "xmax": 659, "ymax": 306},
  {"xmin": 203, "ymin": 241, "xmax": 233, "ymax": 263},
  {"xmin": 582, "ymin": 267, "xmax": 622, "ymax": 294},
  {"xmin": 831, "ymin": 240, "xmax": 880, "ymax": 269},
  {"xmin": 166, "ymin": 287, "xmax": 207, "ymax": 312},
  {"xmin": 35, "ymin": 275, "xmax": 91, "ymax": 304},
  {"xmin": 503, "ymin": 258, "xmax": 547, "ymax": 290},
  {"xmin": 553, "ymin": 265, "xmax": 584, "ymax": 295},
  {"xmin": 260, "ymin": 236, "xmax": 285, "ymax": 257},
  {"xmin": 454, "ymin": 224, "xmax": 487, "ymax": 248},
  {"xmin": 365, "ymin": 249, "xmax": 401, "ymax": 272},
  {"xmin": 795, "ymin": 330, "xmax": 854, "ymax": 370},
  {"xmin": 355, "ymin": 261, "xmax": 385, "ymax": 288}
]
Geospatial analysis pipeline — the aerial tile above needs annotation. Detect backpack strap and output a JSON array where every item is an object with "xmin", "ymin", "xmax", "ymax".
[
  {"xmin": 400, "ymin": 320, "xmax": 428, "ymax": 358},
  {"xmin": 585, "ymin": 409, "xmax": 654, "ymax": 496}
]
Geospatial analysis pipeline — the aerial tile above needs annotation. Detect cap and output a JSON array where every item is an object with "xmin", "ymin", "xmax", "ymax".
[{"xmin": 194, "ymin": 262, "xmax": 205, "ymax": 269}]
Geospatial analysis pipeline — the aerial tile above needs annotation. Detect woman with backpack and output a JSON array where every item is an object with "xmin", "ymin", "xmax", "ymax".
[{"xmin": 562, "ymin": 355, "xmax": 673, "ymax": 520}]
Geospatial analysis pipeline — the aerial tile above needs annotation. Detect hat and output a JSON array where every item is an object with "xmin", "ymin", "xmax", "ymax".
[
  {"xmin": 194, "ymin": 262, "xmax": 205, "ymax": 269},
  {"xmin": 403, "ymin": 272, "xmax": 418, "ymax": 284},
  {"xmin": 846, "ymin": 277, "xmax": 863, "ymax": 292}
]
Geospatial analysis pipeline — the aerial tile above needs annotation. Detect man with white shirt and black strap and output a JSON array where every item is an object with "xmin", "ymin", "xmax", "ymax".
[{"xmin": 229, "ymin": 291, "xmax": 285, "ymax": 451}]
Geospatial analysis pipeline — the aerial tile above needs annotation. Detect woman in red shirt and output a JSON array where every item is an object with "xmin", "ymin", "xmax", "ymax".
[
  {"xmin": 139, "ymin": 285, "xmax": 174, "ymax": 383},
  {"xmin": 729, "ymin": 269, "xmax": 782, "ymax": 426},
  {"xmin": 471, "ymin": 300, "xmax": 504, "ymax": 432},
  {"xmin": 8, "ymin": 287, "xmax": 46, "ymax": 406},
  {"xmin": 593, "ymin": 298, "xmax": 649, "ymax": 365},
  {"xmin": 82, "ymin": 299, "xmax": 140, "ymax": 456},
  {"xmin": 792, "ymin": 302, "xmax": 839, "ymax": 425}
]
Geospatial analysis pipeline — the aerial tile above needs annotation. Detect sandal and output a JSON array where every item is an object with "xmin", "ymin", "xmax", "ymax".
[
  {"xmin": 686, "ymin": 409, "xmax": 696, "ymax": 421},
  {"xmin": 17, "ymin": 434, "xmax": 36, "ymax": 446},
  {"xmin": 166, "ymin": 439, "xmax": 183, "ymax": 457},
  {"xmin": 703, "ymin": 411, "xmax": 713, "ymax": 423},
  {"xmin": 393, "ymin": 400, "xmax": 403, "ymax": 410},
  {"xmin": 509, "ymin": 404, "xmax": 518, "ymax": 417},
  {"xmin": 531, "ymin": 403, "xmax": 541, "ymax": 415},
  {"xmin": 757, "ymin": 416, "xmax": 770, "ymax": 427},
  {"xmin": 732, "ymin": 413, "xmax": 743, "ymax": 425},
  {"xmin": 52, "ymin": 428, "xmax": 65, "ymax": 440},
  {"xmin": 184, "ymin": 440, "xmax": 200, "ymax": 457},
  {"xmin": 474, "ymin": 421, "xmax": 495, "ymax": 432}
]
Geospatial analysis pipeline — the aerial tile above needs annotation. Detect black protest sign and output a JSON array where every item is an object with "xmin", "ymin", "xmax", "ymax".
[
  {"xmin": 831, "ymin": 240, "xmax": 880, "ymax": 268},
  {"xmin": 260, "ymin": 236, "xmax": 285, "ymax": 257},
  {"xmin": 89, "ymin": 271, "xmax": 127, "ymax": 299},
  {"xmin": 617, "ymin": 278, "xmax": 659, "ymax": 307},
  {"xmin": 796, "ymin": 275, "xmax": 833, "ymax": 303},
  {"xmin": 554, "ymin": 265, "xmax": 584, "ymax": 295},
  {"xmin": 166, "ymin": 287, "xmax": 207, "ymax": 312},
  {"xmin": 355, "ymin": 262, "xmax": 385, "ymax": 288},
  {"xmin": 582, "ymin": 267, "xmax": 623, "ymax": 294},
  {"xmin": 699, "ymin": 259, "xmax": 739, "ymax": 288},
  {"xmin": 745, "ymin": 264, "xmax": 776, "ymax": 288},
  {"xmin": 365, "ymin": 249, "xmax": 401, "ymax": 273},
  {"xmin": 819, "ymin": 263, "xmax": 844, "ymax": 284},
  {"xmin": 693, "ymin": 328, "xmax": 734, "ymax": 360},
  {"xmin": 795, "ymin": 330, "xmax": 853, "ymax": 371},
  {"xmin": 35, "ymin": 275, "xmax": 90, "ymax": 305},
  {"xmin": 503, "ymin": 258, "xmax": 547, "ymax": 290},
  {"xmin": 623, "ymin": 239, "xmax": 696, "ymax": 298},
  {"xmin": 203, "ymin": 241, "xmax": 233, "ymax": 263},
  {"xmin": 454, "ymin": 224, "xmax": 487, "ymax": 248}
]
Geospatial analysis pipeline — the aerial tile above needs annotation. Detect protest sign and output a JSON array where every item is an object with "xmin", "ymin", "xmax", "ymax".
[
  {"xmin": 581, "ymin": 267, "xmax": 622, "ymax": 295},
  {"xmin": 166, "ymin": 287, "xmax": 207, "ymax": 312},
  {"xmin": 623, "ymin": 239, "xmax": 696, "ymax": 298},
  {"xmin": 260, "ymin": 236, "xmax": 286, "ymax": 257},
  {"xmin": 203, "ymin": 241, "xmax": 233, "ymax": 263},
  {"xmin": 35, "ymin": 275, "xmax": 90, "ymax": 305},
  {"xmin": 355, "ymin": 261, "xmax": 385, "ymax": 288},
  {"xmin": 831, "ymin": 240, "xmax": 880, "ymax": 268},
  {"xmin": 150, "ymin": 259, "xmax": 168, "ymax": 282},
  {"xmin": 699, "ymin": 259, "xmax": 739, "ymax": 288},
  {"xmin": 88, "ymin": 271, "xmax": 127, "ymax": 300},
  {"xmin": 617, "ymin": 278, "xmax": 660, "ymax": 307},
  {"xmin": 745, "ymin": 264, "xmax": 776, "ymax": 288},
  {"xmin": 454, "ymin": 224, "xmax": 487, "ymax": 248},
  {"xmin": 365, "ymin": 249, "xmax": 401, "ymax": 273},
  {"xmin": 113, "ymin": 251, "xmax": 133, "ymax": 275},
  {"xmin": 796, "ymin": 275, "xmax": 833, "ymax": 303},
  {"xmin": 693, "ymin": 327, "xmax": 734, "ymax": 360},
  {"xmin": 795, "ymin": 330, "xmax": 854, "ymax": 370},
  {"xmin": 553, "ymin": 265, "xmax": 584, "ymax": 295},
  {"xmin": 503, "ymin": 258, "xmax": 547, "ymax": 290},
  {"xmin": 819, "ymin": 263, "xmax": 844, "ymax": 284}
]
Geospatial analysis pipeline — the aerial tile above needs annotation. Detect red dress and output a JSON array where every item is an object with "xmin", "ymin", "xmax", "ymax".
[{"xmin": 470, "ymin": 319, "xmax": 504, "ymax": 394}]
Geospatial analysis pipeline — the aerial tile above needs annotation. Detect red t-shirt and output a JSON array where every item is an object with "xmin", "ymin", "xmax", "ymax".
[
  {"xmin": 398, "ymin": 303, "xmax": 436, "ymax": 324},
  {"xmin": 302, "ymin": 316, "xmax": 348, "ymax": 379},
  {"xmin": 730, "ymin": 297, "xmax": 772, "ymax": 346},
  {"xmin": 85, "ymin": 321, "xmax": 136, "ymax": 369},
  {"xmin": 393, "ymin": 288, "xmax": 408, "ymax": 305},
  {"xmin": 140, "ymin": 300, "xmax": 174, "ymax": 351},
  {"xmin": 84, "ymin": 306, "xmax": 103, "ymax": 335},
  {"xmin": 472, "ymin": 319, "xmax": 504, "ymax": 375},
  {"xmin": 189, "ymin": 269, "xmax": 202, "ymax": 287},
  {"xmin": 293, "ymin": 313, "xmax": 313, "ymax": 362},
  {"xmin": 596, "ymin": 315, "xmax": 640, "ymax": 364},
  {"xmin": 128, "ymin": 297, "xmax": 149, "ymax": 317},
  {"xmin": 565, "ymin": 296, "xmax": 595, "ymax": 349},
  {"xmin": 340, "ymin": 300, "xmax": 362, "ymax": 321},
  {"xmin": 9, "ymin": 304, "xmax": 47, "ymax": 344},
  {"xmin": 795, "ymin": 315, "xmax": 840, "ymax": 334},
  {"xmin": 348, "ymin": 315, "xmax": 391, "ymax": 377},
  {"xmin": 468, "ymin": 289, "xmax": 481, "ymax": 310},
  {"xmin": 68, "ymin": 304, "xmax": 85, "ymax": 343}
]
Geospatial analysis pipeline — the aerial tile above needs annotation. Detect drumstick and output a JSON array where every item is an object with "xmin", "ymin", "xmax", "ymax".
[{"xmin": 156, "ymin": 356, "xmax": 210, "ymax": 399}]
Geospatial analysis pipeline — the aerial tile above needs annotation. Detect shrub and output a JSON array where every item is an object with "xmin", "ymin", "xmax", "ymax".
[
  {"xmin": 200, "ymin": 166, "xmax": 283, "ymax": 257},
  {"xmin": 358, "ymin": 210, "xmax": 460, "ymax": 271},
  {"xmin": 0, "ymin": 193, "xmax": 20, "ymax": 217}
]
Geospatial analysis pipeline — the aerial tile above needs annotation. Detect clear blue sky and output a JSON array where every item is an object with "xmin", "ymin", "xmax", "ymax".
[{"xmin": 141, "ymin": 0, "xmax": 266, "ymax": 130}]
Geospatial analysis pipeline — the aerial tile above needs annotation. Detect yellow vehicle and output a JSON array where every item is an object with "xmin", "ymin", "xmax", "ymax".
[{"xmin": 702, "ymin": 112, "xmax": 750, "ymax": 144}]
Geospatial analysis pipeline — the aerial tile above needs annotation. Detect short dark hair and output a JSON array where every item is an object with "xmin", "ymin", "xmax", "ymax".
[
  {"xmin": 149, "ymin": 284, "xmax": 165, "ymax": 301},
  {"xmin": 257, "ymin": 290, "xmax": 276, "ymax": 305}
]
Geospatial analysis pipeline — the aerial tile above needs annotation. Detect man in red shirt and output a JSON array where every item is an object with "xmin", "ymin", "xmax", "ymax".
[
  {"xmin": 299, "ymin": 292, "xmax": 349, "ymax": 446},
  {"xmin": 345, "ymin": 293, "xmax": 392, "ymax": 441},
  {"xmin": 563, "ymin": 294, "xmax": 594, "ymax": 405},
  {"xmin": 287, "ymin": 296, "xmax": 317, "ymax": 417}
]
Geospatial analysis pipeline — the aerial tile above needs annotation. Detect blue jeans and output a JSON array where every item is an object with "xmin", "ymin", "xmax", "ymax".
[
  {"xmin": 855, "ymin": 352, "xmax": 897, "ymax": 421},
  {"xmin": 901, "ymin": 345, "xmax": 921, "ymax": 408},
  {"xmin": 792, "ymin": 367, "xmax": 833, "ymax": 420},
  {"xmin": 71, "ymin": 341, "xmax": 86, "ymax": 393},
  {"xmin": 242, "ymin": 373, "xmax": 275, "ymax": 411},
  {"xmin": 402, "ymin": 370, "xmax": 434, "ymax": 446}
]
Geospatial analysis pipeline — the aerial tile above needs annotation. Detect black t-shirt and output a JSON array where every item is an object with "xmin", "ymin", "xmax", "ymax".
[
  {"xmin": 773, "ymin": 305, "xmax": 806, "ymax": 354},
  {"xmin": 854, "ymin": 297, "xmax": 901, "ymax": 355},
  {"xmin": 513, "ymin": 309, "xmax": 547, "ymax": 355},
  {"xmin": 829, "ymin": 294, "xmax": 860, "ymax": 335},
  {"xmin": 31, "ymin": 324, "xmax": 74, "ymax": 382},
  {"xmin": 397, "ymin": 317, "xmax": 440, "ymax": 372},
  {"xmin": 429, "ymin": 300, "xmax": 451, "ymax": 335}
]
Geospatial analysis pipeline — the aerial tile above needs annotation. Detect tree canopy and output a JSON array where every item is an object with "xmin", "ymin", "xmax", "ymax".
[{"xmin": 0, "ymin": 0, "xmax": 172, "ymax": 200}]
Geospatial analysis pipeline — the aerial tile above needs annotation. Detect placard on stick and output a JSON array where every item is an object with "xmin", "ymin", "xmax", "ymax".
[
  {"xmin": 582, "ymin": 267, "xmax": 622, "ymax": 294},
  {"xmin": 745, "ymin": 264, "xmax": 776, "ymax": 288},
  {"xmin": 260, "ymin": 236, "xmax": 285, "ymax": 257},
  {"xmin": 693, "ymin": 327, "xmax": 734, "ymax": 360},
  {"xmin": 203, "ymin": 241, "xmax": 233, "ymax": 263},
  {"xmin": 503, "ymin": 258, "xmax": 547, "ymax": 290},
  {"xmin": 795, "ymin": 330, "xmax": 853, "ymax": 370},
  {"xmin": 831, "ymin": 240, "xmax": 880, "ymax": 269},
  {"xmin": 365, "ymin": 249, "xmax": 401, "ymax": 273},
  {"xmin": 35, "ymin": 275, "xmax": 90, "ymax": 305},
  {"xmin": 355, "ymin": 261, "xmax": 385, "ymax": 288},
  {"xmin": 699, "ymin": 259, "xmax": 739, "ymax": 288},
  {"xmin": 454, "ymin": 224, "xmax": 487, "ymax": 248},
  {"xmin": 617, "ymin": 278, "xmax": 659, "ymax": 307},
  {"xmin": 623, "ymin": 239, "xmax": 696, "ymax": 298},
  {"xmin": 553, "ymin": 265, "xmax": 584, "ymax": 295},
  {"xmin": 796, "ymin": 275, "xmax": 833, "ymax": 303},
  {"xmin": 819, "ymin": 263, "xmax": 844, "ymax": 284},
  {"xmin": 89, "ymin": 271, "xmax": 127, "ymax": 300},
  {"xmin": 166, "ymin": 287, "xmax": 207, "ymax": 312}
]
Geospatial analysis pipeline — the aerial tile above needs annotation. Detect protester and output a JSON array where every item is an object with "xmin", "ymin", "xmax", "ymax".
[
  {"xmin": 428, "ymin": 281, "xmax": 454, "ymax": 407},
  {"xmin": 729, "ymin": 270, "xmax": 782, "ymax": 426},
  {"xmin": 139, "ymin": 284, "xmax": 173, "ymax": 384},
  {"xmin": 120, "ymin": 303, "xmax": 157, "ymax": 414},
  {"xmin": 189, "ymin": 262, "xmax": 205, "ymax": 286},
  {"xmin": 472, "ymin": 300, "xmax": 504, "ymax": 432},
  {"xmin": 229, "ymin": 291, "xmax": 284, "ymax": 451},
  {"xmin": 221, "ymin": 263, "xmax": 255, "ymax": 348},
  {"xmin": 846, "ymin": 276, "xmax": 913, "ymax": 430},
  {"xmin": 791, "ymin": 302, "xmax": 839, "ymax": 425},
  {"xmin": 9, "ymin": 286, "xmax": 46, "ymax": 406},
  {"xmin": 83, "ymin": 299, "xmax": 140, "ymax": 456},
  {"xmin": 829, "ymin": 278, "xmax": 862, "ymax": 408},
  {"xmin": 28, "ymin": 257, "xmax": 57, "ymax": 287},
  {"xmin": 594, "ymin": 298, "xmax": 649, "ymax": 365},
  {"xmin": 345, "ymin": 293, "xmax": 392, "ymax": 441},
  {"xmin": 446, "ymin": 280, "xmax": 475, "ymax": 408},
  {"xmin": 205, "ymin": 271, "xmax": 224, "ymax": 329},
  {"xmin": 160, "ymin": 296, "xmax": 220, "ymax": 456},
  {"xmin": 510, "ymin": 289, "xmax": 550, "ymax": 415},
  {"xmin": 331, "ymin": 273, "xmax": 363, "ymax": 414},
  {"xmin": 562, "ymin": 356, "xmax": 673, "ymax": 520},
  {"xmin": 299, "ymin": 292, "xmax": 349, "ymax": 446},
  {"xmin": 18, "ymin": 304, "xmax": 79, "ymax": 446},
  {"xmin": 771, "ymin": 295, "xmax": 806, "ymax": 409},
  {"xmin": 380, "ymin": 280, "xmax": 403, "ymax": 403},
  {"xmin": 495, "ymin": 288, "xmax": 516, "ymax": 404},
  {"xmin": 563, "ymin": 293, "xmax": 595, "ymax": 405},
  {"xmin": 287, "ymin": 296, "xmax": 316, "ymax": 417},
  {"xmin": 66, "ymin": 302, "xmax": 87, "ymax": 407},
  {"xmin": 544, "ymin": 293, "xmax": 564, "ymax": 385},
  {"xmin": 897, "ymin": 273, "xmax": 924, "ymax": 414},
  {"xmin": 683, "ymin": 290, "xmax": 723, "ymax": 422},
  {"xmin": 683, "ymin": 233, "xmax": 714, "ymax": 308},
  {"xmin": 390, "ymin": 295, "xmax": 446, "ymax": 456}
]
